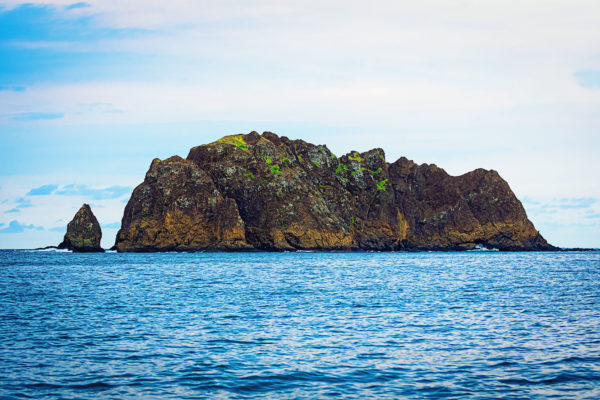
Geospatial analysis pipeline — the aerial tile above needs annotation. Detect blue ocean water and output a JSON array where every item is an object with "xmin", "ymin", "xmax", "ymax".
[{"xmin": 1, "ymin": 250, "xmax": 599, "ymax": 399}]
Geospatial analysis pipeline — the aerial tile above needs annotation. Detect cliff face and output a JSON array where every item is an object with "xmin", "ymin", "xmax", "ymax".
[
  {"xmin": 115, "ymin": 156, "xmax": 250, "ymax": 252},
  {"xmin": 114, "ymin": 131, "xmax": 554, "ymax": 252},
  {"xmin": 58, "ymin": 204, "xmax": 104, "ymax": 252}
]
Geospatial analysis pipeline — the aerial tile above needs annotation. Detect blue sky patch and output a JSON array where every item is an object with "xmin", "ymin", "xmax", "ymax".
[
  {"xmin": 528, "ymin": 197, "xmax": 598, "ymax": 213},
  {"xmin": 27, "ymin": 184, "xmax": 58, "ymax": 196},
  {"xmin": 55, "ymin": 184, "xmax": 132, "ymax": 200},
  {"xmin": 66, "ymin": 2, "xmax": 91, "ymax": 10},
  {"xmin": 521, "ymin": 197, "xmax": 541, "ymax": 206},
  {"xmin": 0, "ymin": 3, "xmax": 156, "ymax": 87},
  {"xmin": 574, "ymin": 70, "xmax": 600, "ymax": 89},
  {"xmin": 0, "ymin": 46, "xmax": 164, "ymax": 87},
  {"xmin": 10, "ymin": 112, "xmax": 64, "ymax": 121},
  {"xmin": 15, "ymin": 198, "xmax": 33, "ymax": 208},
  {"xmin": 0, "ymin": 85, "xmax": 26, "ymax": 92},
  {"xmin": 556, "ymin": 198, "xmax": 597, "ymax": 209},
  {"xmin": 0, "ymin": 3, "xmax": 148, "ymax": 42},
  {"xmin": 0, "ymin": 220, "xmax": 43, "ymax": 233}
]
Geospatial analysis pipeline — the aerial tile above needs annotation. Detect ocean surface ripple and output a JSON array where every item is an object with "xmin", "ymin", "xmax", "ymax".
[{"xmin": 1, "ymin": 250, "xmax": 599, "ymax": 399}]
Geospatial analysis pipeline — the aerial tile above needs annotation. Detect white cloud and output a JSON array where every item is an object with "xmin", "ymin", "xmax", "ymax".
[{"xmin": 2, "ymin": 1, "xmax": 600, "ymax": 125}]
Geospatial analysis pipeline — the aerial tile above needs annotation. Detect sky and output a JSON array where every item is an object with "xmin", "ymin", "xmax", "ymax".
[{"xmin": 1, "ymin": 0, "xmax": 599, "ymax": 249}]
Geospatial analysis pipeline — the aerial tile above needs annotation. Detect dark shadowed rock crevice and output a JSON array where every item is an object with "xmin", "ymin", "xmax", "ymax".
[
  {"xmin": 58, "ymin": 204, "xmax": 104, "ymax": 252},
  {"xmin": 114, "ymin": 131, "xmax": 556, "ymax": 252}
]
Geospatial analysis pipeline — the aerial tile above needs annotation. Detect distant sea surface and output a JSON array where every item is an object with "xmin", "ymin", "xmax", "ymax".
[{"xmin": 1, "ymin": 250, "xmax": 599, "ymax": 399}]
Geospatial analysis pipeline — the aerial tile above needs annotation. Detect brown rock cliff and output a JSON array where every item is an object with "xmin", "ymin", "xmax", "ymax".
[
  {"xmin": 114, "ymin": 131, "xmax": 555, "ymax": 252},
  {"xmin": 58, "ymin": 204, "xmax": 104, "ymax": 252}
]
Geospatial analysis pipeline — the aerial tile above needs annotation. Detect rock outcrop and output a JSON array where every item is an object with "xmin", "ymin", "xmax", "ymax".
[
  {"xmin": 58, "ymin": 204, "xmax": 104, "ymax": 252},
  {"xmin": 114, "ymin": 131, "xmax": 555, "ymax": 252}
]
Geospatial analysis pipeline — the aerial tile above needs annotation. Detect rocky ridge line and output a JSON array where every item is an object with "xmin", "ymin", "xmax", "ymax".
[{"xmin": 114, "ymin": 131, "xmax": 555, "ymax": 252}]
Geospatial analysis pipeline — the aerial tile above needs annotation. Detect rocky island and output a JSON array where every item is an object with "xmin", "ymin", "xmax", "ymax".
[
  {"xmin": 58, "ymin": 203, "xmax": 104, "ymax": 252},
  {"xmin": 114, "ymin": 131, "xmax": 554, "ymax": 252}
]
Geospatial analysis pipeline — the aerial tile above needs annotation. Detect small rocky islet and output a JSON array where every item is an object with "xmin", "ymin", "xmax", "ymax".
[
  {"xmin": 57, "ymin": 203, "xmax": 104, "ymax": 253},
  {"xmin": 107, "ymin": 131, "xmax": 554, "ymax": 252}
]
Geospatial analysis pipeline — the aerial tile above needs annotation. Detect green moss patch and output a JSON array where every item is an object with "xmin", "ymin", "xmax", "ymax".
[
  {"xmin": 282, "ymin": 157, "xmax": 290, "ymax": 165},
  {"xmin": 335, "ymin": 162, "xmax": 349, "ymax": 174},
  {"xmin": 369, "ymin": 167, "xmax": 382, "ymax": 175},
  {"xmin": 218, "ymin": 135, "xmax": 249, "ymax": 152},
  {"xmin": 270, "ymin": 165, "xmax": 281, "ymax": 174},
  {"xmin": 377, "ymin": 179, "xmax": 389, "ymax": 190},
  {"xmin": 244, "ymin": 172, "xmax": 255, "ymax": 178},
  {"xmin": 348, "ymin": 152, "xmax": 363, "ymax": 162}
]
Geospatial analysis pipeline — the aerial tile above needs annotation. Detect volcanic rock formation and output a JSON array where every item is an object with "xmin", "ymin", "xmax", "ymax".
[
  {"xmin": 58, "ymin": 204, "xmax": 104, "ymax": 252},
  {"xmin": 114, "ymin": 131, "xmax": 555, "ymax": 252}
]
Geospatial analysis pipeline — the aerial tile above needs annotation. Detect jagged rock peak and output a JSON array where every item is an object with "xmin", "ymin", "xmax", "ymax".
[
  {"xmin": 114, "ymin": 131, "xmax": 556, "ymax": 252},
  {"xmin": 58, "ymin": 204, "xmax": 104, "ymax": 253}
]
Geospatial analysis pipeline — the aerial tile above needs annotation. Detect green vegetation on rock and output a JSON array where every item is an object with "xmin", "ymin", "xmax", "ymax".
[
  {"xmin": 282, "ymin": 157, "xmax": 290, "ymax": 165},
  {"xmin": 335, "ymin": 162, "xmax": 349, "ymax": 174},
  {"xmin": 244, "ymin": 172, "xmax": 255, "ymax": 178},
  {"xmin": 313, "ymin": 161, "xmax": 320, "ymax": 167},
  {"xmin": 218, "ymin": 135, "xmax": 249, "ymax": 152},
  {"xmin": 348, "ymin": 152, "xmax": 363, "ymax": 162},
  {"xmin": 270, "ymin": 165, "xmax": 281, "ymax": 174},
  {"xmin": 370, "ymin": 167, "xmax": 382, "ymax": 175},
  {"xmin": 377, "ymin": 179, "xmax": 389, "ymax": 190}
]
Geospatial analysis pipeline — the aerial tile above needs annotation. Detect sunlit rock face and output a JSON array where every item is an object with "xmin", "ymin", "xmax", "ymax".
[
  {"xmin": 58, "ymin": 204, "xmax": 104, "ymax": 252},
  {"xmin": 114, "ymin": 131, "xmax": 554, "ymax": 252}
]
